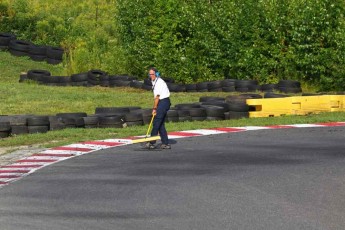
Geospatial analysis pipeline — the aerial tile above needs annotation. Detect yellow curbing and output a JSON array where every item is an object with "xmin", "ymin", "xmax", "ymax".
[{"xmin": 247, "ymin": 95, "xmax": 345, "ymax": 118}]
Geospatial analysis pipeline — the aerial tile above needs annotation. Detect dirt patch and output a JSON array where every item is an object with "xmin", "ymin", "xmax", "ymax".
[{"xmin": 0, "ymin": 145, "xmax": 47, "ymax": 167}]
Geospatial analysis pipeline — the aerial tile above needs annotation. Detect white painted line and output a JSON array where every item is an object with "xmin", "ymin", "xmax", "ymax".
[
  {"xmin": 167, "ymin": 135, "xmax": 189, "ymax": 139},
  {"xmin": 289, "ymin": 124, "xmax": 325, "ymax": 128},
  {"xmin": 182, "ymin": 129, "xmax": 228, "ymax": 135},
  {"xmin": 243, "ymin": 126, "xmax": 271, "ymax": 131},
  {"xmin": 101, "ymin": 139, "xmax": 133, "ymax": 144},
  {"xmin": 38, "ymin": 149, "xmax": 90, "ymax": 156},
  {"xmin": 64, "ymin": 143, "xmax": 110, "ymax": 151},
  {"xmin": 23, "ymin": 156, "xmax": 69, "ymax": 161}
]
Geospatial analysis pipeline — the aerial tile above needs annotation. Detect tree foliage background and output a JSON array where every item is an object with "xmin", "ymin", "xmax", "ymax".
[{"xmin": 1, "ymin": 0, "xmax": 345, "ymax": 91}]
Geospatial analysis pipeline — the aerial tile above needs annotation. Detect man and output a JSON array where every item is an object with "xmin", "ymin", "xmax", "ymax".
[{"xmin": 145, "ymin": 67, "xmax": 171, "ymax": 149}]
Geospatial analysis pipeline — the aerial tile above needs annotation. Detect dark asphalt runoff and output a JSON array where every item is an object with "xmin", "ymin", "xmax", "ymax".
[{"xmin": 0, "ymin": 126, "xmax": 345, "ymax": 230}]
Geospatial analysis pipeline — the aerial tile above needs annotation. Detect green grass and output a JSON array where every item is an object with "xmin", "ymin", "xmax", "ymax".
[{"xmin": 0, "ymin": 51, "xmax": 344, "ymax": 149}]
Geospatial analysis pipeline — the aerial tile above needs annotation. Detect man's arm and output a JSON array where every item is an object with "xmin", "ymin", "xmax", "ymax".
[{"xmin": 152, "ymin": 95, "xmax": 160, "ymax": 115}]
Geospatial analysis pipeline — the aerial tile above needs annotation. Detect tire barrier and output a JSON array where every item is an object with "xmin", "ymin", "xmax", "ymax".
[
  {"xmin": 0, "ymin": 32, "xmax": 64, "ymax": 65},
  {"xmin": 19, "ymin": 69, "xmax": 303, "ymax": 94},
  {"xmin": 1, "ymin": 93, "xmax": 341, "ymax": 139},
  {"xmin": 0, "ymin": 93, "xmax": 262, "ymax": 138}
]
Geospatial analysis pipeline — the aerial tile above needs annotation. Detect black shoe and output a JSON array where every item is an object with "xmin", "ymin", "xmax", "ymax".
[{"xmin": 160, "ymin": 144, "xmax": 171, "ymax": 149}]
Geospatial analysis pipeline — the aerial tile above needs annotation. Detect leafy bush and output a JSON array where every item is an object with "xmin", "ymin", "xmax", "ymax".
[{"xmin": 1, "ymin": 0, "xmax": 345, "ymax": 90}]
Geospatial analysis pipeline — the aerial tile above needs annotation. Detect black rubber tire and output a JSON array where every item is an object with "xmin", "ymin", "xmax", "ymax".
[
  {"xmin": 95, "ymin": 107, "xmax": 130, "ymax": 115},
  {"xmin": 98, "ymin": 124, "xmax": 123, "ymax": 128},
  {"xmin": 9, "ymin": 49, "xmax": 28, "ymax": 57},
  {"xmin": 125, "ymin": 113, "xmax": 143, "ymax": 122},
  {"xmin": 0, "ymin": 33, "xmax": 16, "ymax": 46},
  {"xmin": 201, "ymin": 105, "xmax": 226, "ymax": 117},
  {"xmin": 71, "ymin": 73, "xmax": 88, "ymax": 82},
  {"xmin": 191, "ymin": 116, "xmax": 206, "ymax": 121},
  {"xmin": 46, "ymin": 46, "xmax": 64, "ymax": 60},
  {"xmin": 185, "ymin": 84, "xmax": 197, "ymax": 91},
  {"xmin": 278, "ymin": 87, "xmax": 302, "ymax": 94},
  {"xmin": 0, "ymin": 122, "xmax": 11, "ymax": 132},
  {"xmin": 196, "ymin": 82, "xmax": 209, "ymax": 91},
  {"xmin": 264, "ymin": 92, "xmax": 290, "ymax": 98},
  {"xmin": 225, "ymin": 111, "xmax": 249, "ymax": 120},
  {"xmin": 99, "ymin": 116, "xmax": 124, "ymax": 125},
  {"xmin": 175, "ymin": 103, "xmax": 200, "ymax": 110},
  {"xmin": 221, "ymin": 79, "xmax": 236, "ymax": 87},
  {"xmin": 19, "ymin": 74, "xmax": 28, "ymax": 83},
  {"xmin": 199, "ymin": 96, "xmax": 224, "ymax": 102},
  {"xmin": 0, "ymin": 45, "xmax": 8, "ymax": 51},
  {"xmin": 9, "ymin": 40, "xmax": 32, "ymax": 52},
  {"xmin": 83, "ymin": 116, "xmax": 99, "ymax": 126},
  {"xmin": 207, "ymin": 81, "xmax": 222, "ymax": 90},
  {"xmin": 168, "ymin": 83, "xmax": 186, "ymax": 92},
  {"xmin": 109, "ymin": 80, "xmax": 131, "ymax": 87},
  {"xmin": 10, "ymin": 125, "xmax": 29, "ymax": 135},
  {"xmin": 205, "ymin": 116, "xmax": 224, "ymax": 121},
  {"xmin": 188, "ymin": 108, "xmax": 207, "ymax": 117},
  {"xmin": 0, "ymin": 131, "xmax": 10, "ymax": 138},
  {"xmin": 167, "ymin": 110, "xmax": 178, "ymax": 117},
  {"xmin": 75, "ymin": 117, "xmax": 85, "ymax": 127},
  {"xmin": 49, "ymin": 122, "xmax": 66, "ymax": 131},
  {"xmin": 71, "ymin": 81, "xmax": 88, "ymax": 87},
  {"xmin": 201, "ymin": 102, "xmax": 230, "ymax": 112},
  {"xmin": 178, "ymin": 116, "xmax": 192, "ymax": 122},
  {"xmin": 228, "ymin": 102, "xmax": 250, "ymax": 112},
  {"xmin": 28, "ymin": 126, "xmax": 49, "ymax": 134},
  {"xmin": 46, "ymin": 58, "xmax": 62, "ymax": 65},
  {"xmin": 130, "ymin": 81, "xmax": 143, "ymax": 89},
  {"xmin": 125, "ymin": 121, "xmax": 144, "ymax": 127},
  {"xmin": 88, "ymin": 70, "xmax": 107, "ymax": 81},
  {"xmin": 27, "ymin": 116, "xmax": 50, "ymax": 126},
  {"xmin": 8, "ymin": 115, "xmax": 31, "ymax": 126},
  {"xmin": 177, "ymin": 110, "xmax": 190, "ymax": 117},
  {"xmin": 167, "ymin": 116, "xmax": 179, "ymax": 122},
  {"xmin": 222, "ymin": 86, "xmax": 236, "ymax": 92},
  {"xmin": 261, "ymin": 84, "xmax": 277, "ymax": 92},
  {"xmin": 27, "ymin": 69, "xmax": 51, "ymax": 81},
  {"xmin": 29, "ymin": 44, "xmax": 47, "ymax": 55},
  {"xmin": 29, "ymin": 54, "xmax": 46, "ymax": 62},
  {"xmin": 56, "ymin": 112, "xmax": 87, "ymax": 119}
]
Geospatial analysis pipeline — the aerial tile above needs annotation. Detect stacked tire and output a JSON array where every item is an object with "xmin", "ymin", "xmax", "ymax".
[
  {"xmin": 27, "ymin": 116, "xmax": 50, "ymax": 134},
  {"xmin": 46, "ymin": 46, "xmax": 63, "ymax": 65},
  {"xmin": 88, "ymin": 70, "xmax": 108, "ymax": 87},
  {"xmin": 0, "ymin": 33, "xmax": 16, "ymax": 51},
  {"xmin": 277, "ymin": 80, "xmax": 302, "ymax": 93},
  {"xmin": 26, "ymin": 70, "xmax": 51, "ymax": 82},
  {"xmin": 29, "ymin": 44, "xmax": 47, "ymax": 62},
  {"xmin": 0, "ymin": 121, "xmax": 11, "ymax": 138},
  {"xmin": 71, "ymin": 73, "xmax": 88, "ymax": 87},
  {"xmin": 56, "ymin": 113, "xmax": 88, "ymax": 128},
  {"xmin": 109, "ymin": 75, "xmax": 136, "ymax": 87},
  {"xmin": 8, "ymin": 40, "xmax": 32, "ymax": 57}
]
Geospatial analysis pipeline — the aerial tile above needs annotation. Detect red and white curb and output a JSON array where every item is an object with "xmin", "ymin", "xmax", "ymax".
[{"xmin": 0, "ymin": 122, "xmax": 344, "ymax": 188}]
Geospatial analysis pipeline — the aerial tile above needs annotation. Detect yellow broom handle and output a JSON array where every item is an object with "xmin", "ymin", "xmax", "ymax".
[{"xmin": 145, "ymin": 114, "xmax": 155, "ymax": 137}]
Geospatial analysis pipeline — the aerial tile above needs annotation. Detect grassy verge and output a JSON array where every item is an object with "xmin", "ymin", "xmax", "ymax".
[{"xmin": 0, "ymin": 51, "xmax": 344, "ymax": 149}]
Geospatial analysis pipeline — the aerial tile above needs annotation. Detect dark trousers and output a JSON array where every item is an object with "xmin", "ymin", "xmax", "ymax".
[{"xmin": 150, "ymin": 98, "xmax": 171, "ymax": 145}]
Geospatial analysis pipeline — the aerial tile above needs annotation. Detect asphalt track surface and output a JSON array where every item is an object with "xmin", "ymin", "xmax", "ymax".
[{"xmin": 0, "ymin": 126, "xmax": 345, "ymax": 230}]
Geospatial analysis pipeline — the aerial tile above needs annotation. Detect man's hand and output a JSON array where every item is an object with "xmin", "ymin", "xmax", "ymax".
[{"xmin": 152, "ymin": 108, "xmax": 157, "ymax": 116}]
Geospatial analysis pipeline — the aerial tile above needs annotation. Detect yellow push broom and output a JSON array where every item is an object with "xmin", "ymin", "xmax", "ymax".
[{"xmin": 131, "ymin": 114, "xmax": 160, "ymax": 144}]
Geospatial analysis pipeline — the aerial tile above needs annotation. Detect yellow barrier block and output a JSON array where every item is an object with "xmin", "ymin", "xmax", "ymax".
[{"xmin": 247, "ymin": 95, "xmax": 345, "ymax": 118}]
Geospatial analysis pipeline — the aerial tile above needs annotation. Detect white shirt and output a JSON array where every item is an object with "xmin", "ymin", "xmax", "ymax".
[{"xmin": 152, "ymin": 77, "xmax": 170, "ymax": 99}]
